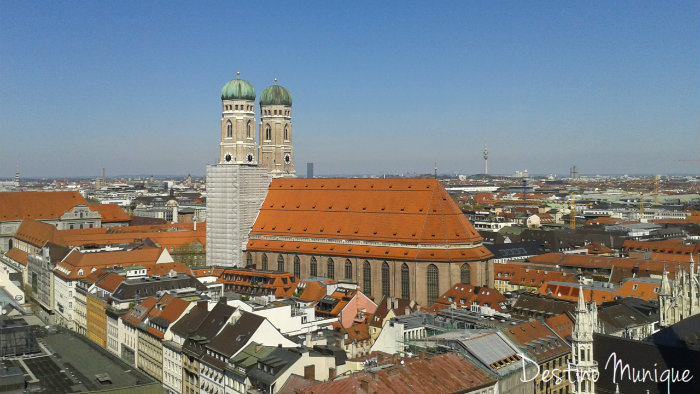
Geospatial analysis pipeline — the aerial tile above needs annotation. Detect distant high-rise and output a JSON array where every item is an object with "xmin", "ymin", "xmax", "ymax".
[
  {"xmin": 307, "ymin": 162, "xmax": 314, "ymax": 179},
  {"xmin": 570, "ymin": 165, "xmax": 579, "ymax": 179},
  {"xmin": 483, "ymin": 144, "xmax": 488, "ymax": 175}
]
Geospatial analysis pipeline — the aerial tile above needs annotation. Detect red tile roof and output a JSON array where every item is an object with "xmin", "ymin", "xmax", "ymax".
[
  {"xmin": 247, "ymin": 179, "xmax": 492, "ymax": 263},
  {"xmin": 494, "ymin": 263, "xmax": 577, "ymax": 288},
  {"xmin": 96, "ymin": 273, "xmax": 126, "ymax": 293},
  {"xmin": 4, "ymin": 248, "xmax": 28, "ymax": 266},
  {"xmin": 299, "ymin": 352, "xmax": 495, "ymax": 394},
  {"xmin": 14, "ymin": 219, "xmax": 65, "ymax": 247},
  {"xmin": 0, "ymin": 191, "xmax": 88, "ymax": 221},
  {"xmin": 544, "ymin": 313, "xmax": 574, "ymax": 339},
  {"xmin": 53, "ymin": 247, "xmax": 165, "ymax": 280},
  {"xmin": 429, "ymin": 283, "xmax": 507, "ymax": 312},
  {"xmin": 89, "ymin": 204, "xmax": 131, "ymax": 223},
  {"xmin": 503, "ymin": 320, "xmax": 570, "ymax": 363}
]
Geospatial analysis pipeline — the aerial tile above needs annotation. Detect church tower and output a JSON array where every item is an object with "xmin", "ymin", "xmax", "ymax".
[
  {"xmin": 219, "ymin": 73, "xmax": 257, "ymax": 165},
  {"xmin": 259, "ymin": 80, "xmax": 295, "ymax": 177},
  {"xmin": 659, "ymin": 268, "xmax": 673, "ymax": 328},
  {"xmin": 571, "ymin": 284, "xmax": 599, "ymax": 394},
  {"xmin": 207, "ymin": 74, "xmax": 272, "ymax": 267}
]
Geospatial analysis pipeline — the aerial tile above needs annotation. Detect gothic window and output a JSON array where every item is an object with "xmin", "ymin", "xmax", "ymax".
[
  {"xmin": 327, "ymin": 258, "xmax": 334, "ymax": 279},
  {"xmin": 401, "ymin": 264, "xmax": 410, "ymax": 299},
  {"xmin": 284, "ymin": 125, "xmax": 288, "ymax": 141},
  {"xmin": 460, "ymin": 264, "xmax": 471, "ymax": 284},
  {"xmin": 363, "ymin": 261, "xmax": 372, "ymax": 296},
  {"xmin": 427, "ymin": 264, "xmax": 439, "ymax": 306},
  {"xmin": 226, "ymin": 121, "xmax": 232, "ymax": 138},
  {"xmin": 247, "ymin": 121, "xmax": 252, "ymax": 138},
  {"xmin": 265, "ymin": 124, "xmax": 271, "ymax": 141},
  {"xmin": 310, "ymin": 257, "xmax": 317, "ymax": 276},
  {"xmin": 277, "ymin": 255, "xmax": 285, "ymax": 272},
  {"xmin": 261, "ymin": 254, "xmax": 268, "ymax": 270},
  {"xmin": 294, "ymin": 256, "xmax": 300, "ymax": 278},
  {"xmin": 246, "ymin": 253, "xmax": 252, "ymax": 267},
  {"xmin": 345, "ymin": 259, "xmax": 353, "ymax": 280},
  {"xmin": 381, "ymin": 262, "xmax": 390, "ymax": 297}
]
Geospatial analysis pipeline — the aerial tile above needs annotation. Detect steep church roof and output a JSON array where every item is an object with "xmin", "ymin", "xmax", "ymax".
[{"xmin": 247, "ymin": 178, "xmax": 492, "ymax": 262}]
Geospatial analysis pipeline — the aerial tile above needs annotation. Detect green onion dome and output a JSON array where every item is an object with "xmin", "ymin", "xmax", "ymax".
[
  {"xmin": 260, "ymin": 84, "xmax": 292, "ymax": 106},
  {"xmin": 221, "ymin": 76, "xmax": 256, "ymax": 101}
]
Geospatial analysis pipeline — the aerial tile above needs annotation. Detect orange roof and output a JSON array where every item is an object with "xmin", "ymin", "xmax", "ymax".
[
  {"xmin": 141, "ymin": 294, "xmax": 190, "ymax": 337},
  {"xmin": 297, "ymin": 280, "xmax": 334, "ymax": 303},
  {"xmin": 528, "ymin": 253, "xmax": 683, "ymax": 277},
  {"xmin": 0, "ymin": 191, "xmax": 88, "ymax": 221},
  {"xmin": 147, "ymin": 262, "xmax": 192, "ymax": 276},
  {"xmin": 217, "ymin": 269, "xmax": 297, "ymax": 298},
  {"xmin": 53, "ymin": 247, "xmax": 165, "ymax": 280},
  {"xmin": 14, "ymin": 219, "xmax": 65, "ymax": 247},
  {"xmin": 585, "ymin": 242, "xmax": 615, "ymax": 255},
  {"xmin": 623, "ymin": 239, "xmax": 699, "ymax": 255},
  {"xmin": 59, "ymin": 227, "xmax": 205, "ymax": 248},
  {"xmin": 96, "ymin": 273, "xmax": 126, "ymax": 293},
  {"xmin": 535, "ymin": 279, "xmax": 661, "ymax": 305},
  {"xmin": 544, "ymin": 313, "xmax": 574, "ymax": 339},
  {"xmin": 122, "ymin": 296, "xmax": 158, "ymax": 326},
  {"xmin": 191, "ymin": 268, "xmax": 224, "ymax": 277},
  {"xmin": 4, "ymin": 248, "xmax": 28, "ymax": 266},
  {"xmin": 585, "ymin": 217, "xmax": 621, "ymax": 226},
  {"xmin": 494, "ymin": 263, "xmax": 577, "ymax": 288},
  {"xmin": 429, "ymin": 283, "xmax": 507, "ymax": 312},
  {"xmin": 503, "ymin": 320, "xmax": 569, "ymax": 363},
  {"xmin": 248, "ymin": 179, "xmax": 491, "ymax": 262},
  {"xmin": 89, "ymin": 204, "xmax": 131, "ymax": 223}
]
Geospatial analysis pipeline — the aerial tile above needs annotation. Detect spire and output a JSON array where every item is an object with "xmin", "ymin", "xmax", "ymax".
[
  {"xmin": 577, "ymin": 284, "xmax": 587, "ymax": 312},
  {"xmin": 660, "ymin": 267, "xmax": 671, "ymax": 296}
]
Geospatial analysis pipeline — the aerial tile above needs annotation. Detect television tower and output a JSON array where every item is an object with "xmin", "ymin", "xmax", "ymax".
[{"xmin": 483, "ymin": 144, "xmax": 488, "ymax": 175}]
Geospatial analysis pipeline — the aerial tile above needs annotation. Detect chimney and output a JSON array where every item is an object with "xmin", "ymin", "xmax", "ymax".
[
  {"xmin": 305, "ymin": 332, "xmax": 312, "ymax": 347},
  {"xmin": 197, "ymin": 300, "xmax": 208, "ymax": 311},
  {"xmin": 393, "ymin": 298, "xmax": 399, "ymax": 309},
  {"xmin": 387, "ymin": 297, "xmax": 392, "ymax": 310},
  {"xmin": 360, "ymin": 379, "xmax": 371, "ymax": 392}
]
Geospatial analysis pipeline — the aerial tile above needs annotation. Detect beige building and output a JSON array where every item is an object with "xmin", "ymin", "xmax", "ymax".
[{"xmin": 259, "ymin": 82, "xmax": 295, "ymax": 177}]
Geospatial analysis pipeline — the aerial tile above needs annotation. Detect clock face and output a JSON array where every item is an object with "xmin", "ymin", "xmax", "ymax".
[
  {"xmin": 284, "ymin": 153, "xmax": 291, "ymax": 164},
  {"xmin": 247, "ymin": 153, "xmax": 254, "ymax": 163},
  {"xmin": 224, "ymin": 153, "xmax": 232, "ymax": 162}
]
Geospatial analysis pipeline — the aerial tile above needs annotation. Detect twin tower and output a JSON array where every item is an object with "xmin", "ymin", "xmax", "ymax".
[{"xmin": 219, "ymin": 73, "xmax": 295, "ymax": 177}]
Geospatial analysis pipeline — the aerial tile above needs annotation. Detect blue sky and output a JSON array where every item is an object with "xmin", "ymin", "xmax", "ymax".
[{"xmin": 1, "ymin": 1, "xmax": 698, "ymax": 178}]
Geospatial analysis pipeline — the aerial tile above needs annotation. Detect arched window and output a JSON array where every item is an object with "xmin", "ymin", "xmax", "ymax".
[
  {"xmin": 226, "ymin": 120, "xmax": 232, "ymax": 138},
  {"xmin": 293, "ymin": 256, "xmax": 300, "ymax": 278},
  {"xmin": 247, "ymin": 121, "xmax": 252, "ymax": 138},
  {"xmin": 363, "ymin": 261, "xmax": 372, "ymax": 296},
  {"xmin": 261, "ymin": 254, "xmax": 268, "ymax": 270},
  {"xmin": 460, "ymin": 264, "xmax": 471, "ymax": 284},
  {"xmin": 327, "ymin": 258, "xmax": 334, "ymax": 279},
  {"xmin": 381, "ymin": 262, "xmax": 390, "ymax": 297},
  {"xmin": 401, "ymin": 264, "xmax": 410, "ymax": 299},
  {"xmin": 310, "ymin": 257, "xmax": 317, "ymax": 276},
  {"xmin": 345, "ymin": 259, "xmax": 353, "ymax": 280},
  {"xmin": 284, "ymin": 125, "xmax": 288, "ymax": 141},
  {"xmin": 277, "ymin": 255, "xmax": 285, "ymax": 272},
  {"xmin": 265, "ymin": 124, "xmax": 271, "ymax": 141},
  {"xmin": 427, "ymin": 264, "xmax": 439, "ymax": 305},
  {"xmin": 246, "ymin": 253, "xmax": 252, "ymax": 267}
]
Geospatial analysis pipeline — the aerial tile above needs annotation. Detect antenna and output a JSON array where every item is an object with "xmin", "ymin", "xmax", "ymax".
[{"xmin": 483, "ymin": 143, "xmax": 488, "ymax": 175}]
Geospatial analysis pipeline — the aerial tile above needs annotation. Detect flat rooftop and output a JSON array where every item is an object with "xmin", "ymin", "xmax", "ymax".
[{"xmin": 2, "ymin": 322, "xmax": 162, "ymax": 393}]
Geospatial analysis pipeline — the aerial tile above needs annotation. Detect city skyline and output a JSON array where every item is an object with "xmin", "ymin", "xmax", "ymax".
[{"xmin": 1, "ymin": 1, "xmax": 698, "ymax": 178}]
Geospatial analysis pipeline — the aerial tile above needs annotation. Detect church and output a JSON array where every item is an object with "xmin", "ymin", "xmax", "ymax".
[
  {"xmin": 206, "ymin": 74, "xmax": 296, "ymax": 267},
  {"xmin": 206, "ymin": 75, "xmax": 494, "ymax": 306}
]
